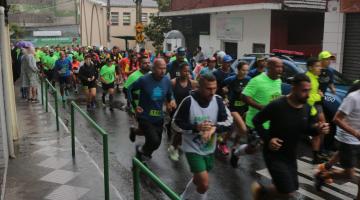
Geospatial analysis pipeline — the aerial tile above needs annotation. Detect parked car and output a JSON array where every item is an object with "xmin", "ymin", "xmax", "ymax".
[{"xmin": 231, "ymin": 55, "xmax": 351, "ymax": 119}]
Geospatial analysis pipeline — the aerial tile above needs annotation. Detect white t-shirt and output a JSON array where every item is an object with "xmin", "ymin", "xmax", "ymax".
[{"xmin": 335, "ymin": 90, "xmax": 360, "ymax": 145}]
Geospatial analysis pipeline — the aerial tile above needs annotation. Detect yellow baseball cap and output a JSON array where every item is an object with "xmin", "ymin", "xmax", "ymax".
[{"xmin": 318, "ymin": 51, "xmax": 333, "ymax": 60}]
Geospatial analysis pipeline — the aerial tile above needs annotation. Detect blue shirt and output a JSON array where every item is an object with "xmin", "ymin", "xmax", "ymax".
[
  {"xmin": 213, "ymin": 68, "xmax": 235, "ymax": 96},
  {"xmin": 54, "ymin": 58, "xmax": 72, "ymax": 77},
  {"xmin": 248, "ymin": 68, "xmax": 263, "ymax": 78},
  {"xmin": 128, "ymin": 73, "xmax": 174, "ymax": 123}
]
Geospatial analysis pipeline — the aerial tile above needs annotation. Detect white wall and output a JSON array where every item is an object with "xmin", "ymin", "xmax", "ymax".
[
  {"xmin": 199, "ymin": 10, "xmax": 271, "ymax": 59},
  {"xmin": 322, "ymin": 0, "xmax": 345, "ymax": 71}
]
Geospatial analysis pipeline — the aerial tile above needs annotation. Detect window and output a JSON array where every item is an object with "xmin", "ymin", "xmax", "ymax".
[
  {"xmin": 110, "ymin": 12, "xmax": 119, "ymax": 26},
  {"xmin": 141, "ymin": 13, "xmax": 148, "ymax": 24},
  {"xmin": 123, "ymin": 12, "xmax": 131, "ymax": 26}
]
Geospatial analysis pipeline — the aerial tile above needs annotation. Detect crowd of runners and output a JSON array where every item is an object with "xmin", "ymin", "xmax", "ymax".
[{"xmin": 12, "ymin": 44, "xmax": 360, "ymax": 200}]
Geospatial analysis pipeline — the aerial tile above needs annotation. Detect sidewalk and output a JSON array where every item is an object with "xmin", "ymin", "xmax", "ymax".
[{"xmin": 4, "ymin": 88, "xmax": 121, "ymax": 200}]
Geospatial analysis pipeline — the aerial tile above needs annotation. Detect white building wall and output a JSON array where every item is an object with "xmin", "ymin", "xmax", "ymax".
[
  {"xmin": 200, "ymin": 10, "xmax": 271, "ymax": 58},
  {"xmin": 322, "ymin": 0, "xmax": 345, "ymax": 71}
]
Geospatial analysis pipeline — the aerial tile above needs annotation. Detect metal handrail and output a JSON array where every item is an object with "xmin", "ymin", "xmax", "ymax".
[
  {"xmin": 41, "ymin": 77, "xmax": 59, "ymax": 131},
  {"xmin": 132, "ymin": 157, "xmax": 181, "ymax": 200},
  {"xmin": 70, "ymin": 101, "xmax": 110, "ymax": 200}
]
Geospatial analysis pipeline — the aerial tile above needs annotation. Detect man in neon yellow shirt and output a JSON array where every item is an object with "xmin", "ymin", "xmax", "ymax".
[
  {"xmin": 305, "ymin": 57, "xmax": 328, "ymax": 164},
  {"xmin": 100, "ymin": 58, "xmax": 117, "ymax": 111}
]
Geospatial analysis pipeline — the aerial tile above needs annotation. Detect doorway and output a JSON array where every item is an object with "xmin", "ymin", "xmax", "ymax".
[{"xmin": 224, "ymin": 42, "xmax": 238, "ymax": 60}]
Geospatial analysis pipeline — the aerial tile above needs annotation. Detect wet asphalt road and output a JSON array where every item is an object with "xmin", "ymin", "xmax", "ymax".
[{"xmin": 48, "ymin": 87, "xmax": 357, "ymax": 200}]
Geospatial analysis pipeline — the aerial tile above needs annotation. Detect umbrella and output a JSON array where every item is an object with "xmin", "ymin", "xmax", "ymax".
[{"xmin": 16, "ymin": 41, "xmax": 34, "ymax": 48}]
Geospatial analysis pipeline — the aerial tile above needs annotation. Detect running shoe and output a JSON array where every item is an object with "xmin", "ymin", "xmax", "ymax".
[
  {"xmin": 86, "ymin": 104, "xmax": 91, "ymax": 111},
  {"xmin": 314, "ymin": 172, "xmax": 326, "ymax": 191},
  {"xmin": 230, "ymin": 149, "xmax": 239, "ymax": 168},
  {"xmin": 168, "ymin": 145, "xmax": 179, "ymax": 161},
  {"xmin": 217, "ymin": 143, "xmax": 230, "ymax": 155},
  {"xmin": 65, "ymin": 89, "xmax": 70, "ymax": 96},
  {"xmin": 316, "ymin": 164, "xmax": 333, "ymax": 184},
  {"xmin": 129, "ymin": 127, "xmax": 136, "ymax": 142},
  {"xmin": 91, "ymin": 101, "xmax": 97, "ymax": 109}
]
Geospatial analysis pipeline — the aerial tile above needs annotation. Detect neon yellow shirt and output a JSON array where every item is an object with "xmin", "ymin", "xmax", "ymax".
[{"xmin": 306, "ymin": 71, "xmax": 321, "ymax": 116}]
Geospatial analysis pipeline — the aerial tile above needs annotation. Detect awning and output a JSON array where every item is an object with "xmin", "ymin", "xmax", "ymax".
[
  {"xmin": 159, "ymin": 3, "xmax": 282, "ymax": 17},
  {"xmin": 113, "ymin": 36, "xmax": 135, "ymax": 40}
]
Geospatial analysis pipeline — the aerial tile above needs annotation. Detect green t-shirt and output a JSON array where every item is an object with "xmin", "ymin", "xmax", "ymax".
[
  {"xmin": 100, "ymin": 64, "xmax": 116, "ymax": 84},
  {"xmin": 43, "ymin": 55, "xmax": 57, "ymax": 70},
  {"xmin": 124, "ymin": 70, "xmax": 144, "ymax": 89},
  {"xmin": 242, "ymin": 73, "xmax": 282, "ymax": 129}
]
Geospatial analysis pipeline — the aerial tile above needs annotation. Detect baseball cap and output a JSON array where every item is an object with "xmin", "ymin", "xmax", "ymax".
[
  {"xmin": 223, "ymin": 55, "xmax": 233, "ymax": 63},
  {"xmin": 318, "ymin": 51, "xmax": 333, "ymax": 60},
  {"xmin": 256, "ymin": 55, "xmax": 268, "ymax": 62},
  {"xmin": 208, "ymin": 56, "xmax": 216, "ymax": 62},
  {"xmin": 176, "ymin": 47, "xmax": 186, "ymax": 56}
]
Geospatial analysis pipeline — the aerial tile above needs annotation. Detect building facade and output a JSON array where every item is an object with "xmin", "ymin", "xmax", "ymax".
[
  {"xmin": 161, "ymin": 0, "xmax": 326, "ymax": 60},
  {"xmin": 80, "ymin": 0, "xmax": 158, "ymax": 50}
]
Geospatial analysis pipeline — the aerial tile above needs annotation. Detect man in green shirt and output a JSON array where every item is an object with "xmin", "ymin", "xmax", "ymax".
[
  {"xmin": 100, "ymin": 58, "xmax": 117, "ymax": 111},
  {"xmin": 125, "ymin": 57, "xmax": 151, "ymax": 142},
  {"xmin": 231, "ymin": 57, "xmax": 283, "ymax": 159},
  {"xmin": 42, "ymin": 50, "xmax": 58, "ymax": 86}
]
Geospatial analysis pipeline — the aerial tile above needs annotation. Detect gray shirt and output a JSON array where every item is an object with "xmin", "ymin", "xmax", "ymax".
[{"xmin": 335, "ymin": 90, "xmax": 360, "ymax": 145}]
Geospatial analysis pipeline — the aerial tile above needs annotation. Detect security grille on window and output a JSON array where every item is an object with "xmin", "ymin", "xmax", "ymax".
[
  {"xmin": 111, "ymin": 12, "xmax": 119, "ymax": 26},
  {"xmin": 141, "ymin": 13, "xmax": 148, "ymax": 24},
  {"xmin": 123, "ymin": 12, "xmax": 131, "ymax": 26}
]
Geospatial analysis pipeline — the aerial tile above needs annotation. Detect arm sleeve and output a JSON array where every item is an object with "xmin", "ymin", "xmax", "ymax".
[
  {"xmin": 127, "ymin": 78, "xmax": 142, "ymax": 109},
  {"xmin": 252, "ymin": 102, "xmax": 275, "ymax": 142},
  {"xmin": 172, "ymin": 97, "xmax": 197, "ymax": 134},
  {"xmin": 338, "ymin": 95, "xmax": 354, "ymax": 115},
  {"xmin": 215, "ymin": 96, "xmax": 234, "ymax": 133},
  {"xmin": 242, "ymin": 78, "xmax": 257, "ymax": 97}
]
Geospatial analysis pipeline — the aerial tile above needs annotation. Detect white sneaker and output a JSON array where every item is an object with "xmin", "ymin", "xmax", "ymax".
[{"xmin": 168, "ymin": 145, "xmax": 179, "ymax": 161}]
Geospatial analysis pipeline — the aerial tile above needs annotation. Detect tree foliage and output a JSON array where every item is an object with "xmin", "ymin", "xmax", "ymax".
[{"xmin": 144, "ymin": 0, "xmax": 172, "ymax": 53}]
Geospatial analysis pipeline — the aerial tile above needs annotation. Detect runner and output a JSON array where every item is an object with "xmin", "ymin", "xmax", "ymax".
[
  {"xmin": 172, "ymin": 73, "xmax": 233, "ymax": 200},
  {"xmin": 199, "ymin": 57, "xmax": 217, "ymax": 77},
  {"xmin": 71, "ymin": 56, "xmax": 81, "ymax": 94},
  {"xmin": 193, "ymin": 56, "xmax": 207, "ymax": 80},
  {"xmin": 125, "ymin": 56, "xmax": 151, "ymax": 142},
  {"xmin": 100, "ymin": 58, "xmax": 116, "ymax": 111},
  {"xmin": 251, "ymin": 73, "xmax": 330, "ymax": 200},
  {"xmin": 54, "ymin": 51, "xmax": 72, "ymax": 102},
  {"xmin": 314, "ymin": 82, "xmax": 360, "ymax": 194},
  {"xmin": 242, "ymin": 57, "xmax": 283, "ymax": 152},
  {"xmin": 220, "ymin": 61, "xmax": 253, "ymax": 168},
  {"xmin": 128, "ymin": 58, "xmax": 176, "ymax": 162},
  {"xmin": 168, "ymin": 62, "xmax": 198, "ymax": 161},
  {"xmin": 167, "ymin": 47, "xmax": 190, "ymax": 79},
  {"xmin": 78, "ymin": 55, "xmax": 97, "ymax": 110},
  {"xmin": 305, "ymin": 57, "xmax": 328, "ymax": 164},
  {"xmin": 42, "ymin": 49, "xmax": 57, "ymax": 87},
  {"xmin": 248, "ymin": 56, "xmax": 267, "ymax": 78}
]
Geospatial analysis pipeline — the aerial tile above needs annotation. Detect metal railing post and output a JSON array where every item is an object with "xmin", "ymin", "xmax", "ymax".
[
  {"xmin": 54, "ymin": 91, "xmax": 59, "ymax": 131},
  {"xmin": 103, "ymin": 134, "xmax": 110, "ymax": 200},
  {"xmin": 45, "ymin": 82, "xmax": 48, "ymax": 112},
  {"xmin": 40, "ymin": 77, "xmax": 44, "ymax": 105},
  {"xmin": 71, "ymin": 104, "xmax": 75, "ymax": 158},
  {"xmin": 133, "ymin": 159, "xmax": 141, "ymax": 200}
]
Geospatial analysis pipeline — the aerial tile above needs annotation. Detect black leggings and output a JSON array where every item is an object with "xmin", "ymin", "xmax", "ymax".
[{"xmin": 138, "ymin": 119, "xmax": 164, "ymax": 157}]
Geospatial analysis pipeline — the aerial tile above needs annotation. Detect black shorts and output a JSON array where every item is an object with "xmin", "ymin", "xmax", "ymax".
[
  {"xmin": 82, "ymin": 81, "xmax": 97, "ymax": 89},
  {"xmin": 229, "ymin": 105, "xmax": 248, "ymax": 115},
  {"xmin": 45, "ymin": 69, "xmax": 54, "ymax": 81},
  {"xmin": 102, "ymin": 82, "xmax": 115, "ymax": 91},
  {"xmin": 338, "ymin": 141, "xmax": 360, "ymax": 169},
  {"xmin": 59, "ymin": 76, "xmax": 70, "ymax": 85},
  {"xmin": 264, "ymin": 153, "xmax": 299, "ymax": 194}
]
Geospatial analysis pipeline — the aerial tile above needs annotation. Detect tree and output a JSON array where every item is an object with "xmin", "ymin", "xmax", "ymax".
[{"xmin": 144, "ymin": 0, "xmax": 171, "ymax": 53}]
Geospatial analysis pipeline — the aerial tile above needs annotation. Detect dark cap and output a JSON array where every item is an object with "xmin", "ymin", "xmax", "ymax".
[{"xmin": 176, "ymin": 47, "xmax": 186, "ymax": 56}]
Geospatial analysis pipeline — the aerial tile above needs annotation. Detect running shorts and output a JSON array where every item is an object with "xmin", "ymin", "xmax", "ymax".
[
  {"xmin": 82, "ymin": 81, "xmax": 96, "ymax": 89},
  {"xmin": 264, "ymin": 153, "xmax": 299, "ymax": 194},
  {"xmin": 59, "ymin": 76, "xmax": 70, "ymax": 85},
  {"xmin": 229, "ymin": 104, "xmax": 248, "ymax": 116},
  {"xmin": 185, "ymin": 153, "xmax": 214, "ymax": 173},
  {"xmin": 338, "ymin": 141, "xmax": 360, "ymax": 169},
  {"xmin": 102, "ymin": 82, "xmax": 115, "ymax": 91}
]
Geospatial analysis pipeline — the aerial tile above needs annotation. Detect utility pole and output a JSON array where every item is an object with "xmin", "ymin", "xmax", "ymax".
[
  {"xmin": 106, "ymin": 0, "xmax": 110, "ymax": 48},
  {"xmin": 134, "ymin": 0, "xmax": 143, "ymax": 51}
]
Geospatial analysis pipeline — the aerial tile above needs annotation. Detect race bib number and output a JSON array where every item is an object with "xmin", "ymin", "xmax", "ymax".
[
  {"xmin": 149, "ymin": 109, "xmax": 161, "ymax": 117},
  {"xmin": 234, "ymin": 100, "xmax": 245, "ymax": 107}
]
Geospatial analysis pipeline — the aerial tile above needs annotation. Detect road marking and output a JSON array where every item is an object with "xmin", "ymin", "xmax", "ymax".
[
  {"xmin": 301, "ymin": 156, "xmax": 360, "ymax": 177},
  {"xmin": 47, "ymin": 102, "xmax": 125, "ymax": 200},
  {"xmin": 256, "ymin": 157, "xmax": 357, "ymax": 200},
  {"xmin": 256, "ymin": 169, "xmax": 325, "ymax": 200}
]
